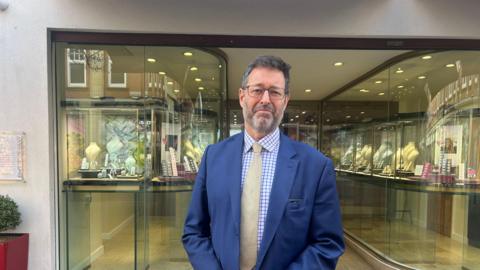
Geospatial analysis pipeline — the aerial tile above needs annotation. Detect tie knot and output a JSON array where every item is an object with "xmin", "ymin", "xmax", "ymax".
[{"xmin": 252, "ymin": 143, "xmax": 262, "ymax": 154}]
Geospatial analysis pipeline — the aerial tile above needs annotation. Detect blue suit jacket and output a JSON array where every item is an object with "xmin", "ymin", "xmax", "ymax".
[{"xmin": 182, "ymin": 132, "xmax": 344, "ymax": 270}]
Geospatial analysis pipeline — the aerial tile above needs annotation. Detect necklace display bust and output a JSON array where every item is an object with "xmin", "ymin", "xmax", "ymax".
[
  {"xmin": 402, "ymin": 142, "xmax": 419, "ymax": 171},
  {"xmin": 85, "ymin": 142, "xmax": 101, "ymax": 169},
  {"xmin": 373, "ymin": 142, "xmax": 393, "ymax": 169}
]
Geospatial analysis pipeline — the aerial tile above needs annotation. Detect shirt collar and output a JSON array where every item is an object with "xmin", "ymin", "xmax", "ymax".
[{"xmin": 243, "ymin": 128, "xmax": 280, "ymax": 154}]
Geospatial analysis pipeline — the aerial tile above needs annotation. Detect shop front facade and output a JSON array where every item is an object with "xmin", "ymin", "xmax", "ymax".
[
  {"xmin": 51, "ymin": 34, "xmax": 480, "ymax": 270},
  {"xmin": 5, "ymin": 1, "xmax": 480, "ymax": 269}
]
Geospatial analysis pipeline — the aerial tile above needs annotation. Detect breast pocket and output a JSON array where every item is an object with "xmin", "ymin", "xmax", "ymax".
[{"xmin": 286, "ymin": 198, "xmax": 305, "ymax": 212}]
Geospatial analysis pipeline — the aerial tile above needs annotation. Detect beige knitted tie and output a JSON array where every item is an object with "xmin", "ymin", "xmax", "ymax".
[{"xmin": 240, "ymin": 142, "xmax": 262, "ymax": 270}]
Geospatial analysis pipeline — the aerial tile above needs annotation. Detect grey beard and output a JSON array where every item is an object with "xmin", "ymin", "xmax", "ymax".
[{"xmin": 244, "ymin": 104, "xmax": 283, "ymax": 135}]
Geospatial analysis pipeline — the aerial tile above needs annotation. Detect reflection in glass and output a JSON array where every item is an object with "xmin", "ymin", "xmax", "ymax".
[
  {"xmin": 324, "ymin": 51, "xmax": 480, "ymax": 269},
  {"xmin": 57, "ymin": 44, "xmax": 225, "ymax": 270}
]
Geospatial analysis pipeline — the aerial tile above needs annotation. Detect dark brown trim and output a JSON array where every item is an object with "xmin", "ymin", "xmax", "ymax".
[
  {"xmin": 51, "ymin": 31, "xmax": 480, "ymax": 50},
  {"xmin": 321, "ymin": 50, "xmax": 439, "ymax": 101}
]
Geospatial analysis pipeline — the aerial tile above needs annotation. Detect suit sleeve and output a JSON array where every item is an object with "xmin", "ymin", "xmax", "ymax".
[
  {"xmin": 182, "ymin": 146, "xmax": 222, "ymax": 270},
  {"xmin": 287, "ymin": 158, "xmax": 345, "ymax": 270}
]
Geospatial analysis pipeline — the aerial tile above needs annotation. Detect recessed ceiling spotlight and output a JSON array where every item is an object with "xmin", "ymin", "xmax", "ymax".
[
  {"xmin": 446, "ymin": 63, "xmax": 455, "ymax": 68},
  {"xmin": 290, "ymin": 119, "xmax": 294, "ymax": 122},
  {"xmin": 359, "ymin": 89, "xmax": 370, "ymax": 93},
  {"xmin": 378, "ymin": 92, "xmax": 385, "ymax": 96},
  {"xmin": 360, "ymin": 111, "xmax": 365, "ymax": 114},
  {"xmin": 395, "ymin": 68, "xmax": 404, "ymax": 74},
  {"xmin": 198, "ymin": 86, "xmax": 204, "ymax": 90},
  {"xmin": 375, "ymin": 80, "xmax": 383, "ymax": 84},
  {"xmin": 183, "ymin": 52, "xmax": 193, "ymax": 57},
  {"xmin": 418, "ymin": 75, "xmax": 427, "ymax": 80},
  {"xmin": 158, "ymin": 71, "xmax": 166, "ymax": 75},
  {"xmin": 421, "ymin": 55, "xmax": 432, "ymax": 60},
  {"xmin": 397, "ymin": 85, "xmax": 404, "ymax": 89},
  {"xmin": 326, "ymin": 119, "xmax": 330, "ymax": 122},
  {"xmin": 190, "ymin": 66, "xmax": 198, "ymax": 71},
  {"xmin": 218, "ymin": 64, "xmax": 222, "ymax": 69},
  {"xmin": 302, "ymin": 111, "xmax": 306, "ymax": 114},
  {"xmin": 147, "ymin": 58, "xmax": 156, "ymax": 63},
  {"xmin": 345, "ymin": 115, "xmax": 351, "ymax": 119},
  {"xmin": 333, "ymin": 62, "xmax": 344, "ymax": 67},
  {"xmin": 195, "ymin": 78, "xmax": 202, "ymax": 82},
  {"xmin": 167, "ymin": 81, "xmax": 173, "ymax": 85},
  {"xmin": 305, "ymin": 89, "xmax": 312, "ymax": 93},
  {"xmin": 295, "ymin": 115, "xmax": 300, "ymax": 118},
  {"xmin": 174, "ymin": 89, "xmax": 180, "ymax": 93}
]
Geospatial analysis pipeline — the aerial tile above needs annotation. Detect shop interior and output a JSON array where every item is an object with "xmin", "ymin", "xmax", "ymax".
[{"xmin": 54, "ymin": 41, "xmax": 480, "ymax": 270}]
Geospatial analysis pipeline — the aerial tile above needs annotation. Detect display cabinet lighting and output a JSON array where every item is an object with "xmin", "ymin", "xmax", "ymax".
[
  {"xmin": 147, "ymin": 58, "xmax": 156, "ymax": 63},
  {"xmin": 397, "ymin": 85, "xmax": 404, "ymax": 89},
  {"xmin": 418, "ymin": 75, "xmax": 427, "ymax": 80},
  {"xmin": 195, "ymin": 78, "xmax": 202, "ymax": 82},
  {"xmin": 359, "ymin": 89, "xmax": 369, "ymax": 93},
  {"xmin": 218, "ymin": 64, "xmax": 222, "ymax": 69},
  {"xmin": 167, "ymin": 81, "xmax": 173, "ymax": 85},
  {"xmin": 378, "ymin": 92, "xmax": 385, "ymax": 96},
  {"xmin": 302, "ymin": 111, "xmax": 306, "ymax": 114},
  {"xmin": 333, "ymin": 62, "xmax": 344, "ymax": 67},
  {"xmin": 198, "ymin": 86, "xmax": 204, "ymax": 90},
  {"xmin": 395, "ymin": 68, "xmax": 404, "ymax": 74},
  {"xmin": 375, "ymin": 80, "xmax": 382, "ymax": 84},
  {"xmin": 421, "ymin": 55, "xmax": 432, "ymax": 60},
  {"xmin": 305, "ymin": 89, "xmax": 312, "ymax": 93},
  {"xmin": 446, "ymin": 63, "xmax": 455, "ymax": 68},
  {"xmin": 159, "ymin": 71, "xmax": 166, "ymax": 75},
  {"xmin": 174, "ymin": 89, "xmax": 180, "ymax": 93},
  {"xmin": 190, "ymin": 66, "xmax": 198, "ymax": 71},
  {"xmin": 183, "ymin": 52, "xmax": 193, "ymax": 57}
]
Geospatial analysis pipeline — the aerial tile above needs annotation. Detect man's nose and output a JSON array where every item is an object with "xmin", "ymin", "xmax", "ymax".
[{"xmin": 259, "ymin": 90, "xmax": 272, "ymax": 104}]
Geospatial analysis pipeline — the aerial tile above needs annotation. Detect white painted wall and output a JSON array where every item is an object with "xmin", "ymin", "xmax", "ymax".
[{"xmin": 3, "ymin": 0, "xmax": 480, "ymax": 269}]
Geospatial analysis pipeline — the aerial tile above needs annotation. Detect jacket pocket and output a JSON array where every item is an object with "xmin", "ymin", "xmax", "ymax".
[{"xmin": 286, "ymin": 198, "xmax": 304, "ymax": 211}]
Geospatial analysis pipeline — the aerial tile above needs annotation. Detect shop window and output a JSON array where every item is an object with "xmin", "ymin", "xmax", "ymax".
[
  {"xmin": 107, "ymin": 55, "xmax": 127, "ymax": 88},
  {"xmin": 66, "ymin": 48, "xmax": 87, "ymax": 88}
]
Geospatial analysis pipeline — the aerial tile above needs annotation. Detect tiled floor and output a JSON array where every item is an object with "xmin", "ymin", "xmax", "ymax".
[
  {"xmin": 343, "ymin": 216, "xmax": 480, "ymax": 270},
  {"xmin": 87, "ymin": 215, "xmax": 372, "ymax": 270},
  {"xmin": 87, "ymin": 213, "xmax": 480, "ymax": 269}
]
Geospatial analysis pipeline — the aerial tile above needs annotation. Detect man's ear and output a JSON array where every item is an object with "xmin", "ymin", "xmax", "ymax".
[
  {"xmin": 239, "ymin": 88, "xmax": 245, "ymax": 107},
  {"xmin": 283, "ymin": 95, "xmax": 290, "ymax": 107}
]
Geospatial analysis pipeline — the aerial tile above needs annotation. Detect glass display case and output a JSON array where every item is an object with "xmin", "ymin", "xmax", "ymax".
[
  {"xmin": 372, "ymin": 123, "xmax": 396, "ymax": 176},
  {"xmin": 322, "ymin": 51, "xmax": 480, "ymax": 269},
  {"xmin": 281, "ymin": 103, "xmax": 319, "ymax": 148},
  {"xmin": 55, "ymin": 43, "xmax": 226, "ymax": 270}
]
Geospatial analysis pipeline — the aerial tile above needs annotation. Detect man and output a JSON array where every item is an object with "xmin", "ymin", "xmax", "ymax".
[{"xmin": 182, "ymin": 55, "xmax": 344, "ymax": 270}]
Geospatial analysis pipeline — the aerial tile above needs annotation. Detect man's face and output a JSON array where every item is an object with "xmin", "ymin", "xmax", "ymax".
[{"xmin": 239, "ymin": 67, "xmax": 289, "ymax": 137}]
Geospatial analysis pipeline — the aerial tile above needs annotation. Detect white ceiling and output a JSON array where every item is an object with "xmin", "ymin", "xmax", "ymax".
[
  {"xmin": 98, "ymin": 44, "xmax": 412, "ymax": 101},
  {"xmin": 221, "ymin": 48, "xmax": 409, "ymax": 100}
]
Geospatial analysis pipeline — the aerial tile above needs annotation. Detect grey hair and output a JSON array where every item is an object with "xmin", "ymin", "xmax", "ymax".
[{"xmin": 241, "ymin": 55, "xmax": 291, "ymax": 95}]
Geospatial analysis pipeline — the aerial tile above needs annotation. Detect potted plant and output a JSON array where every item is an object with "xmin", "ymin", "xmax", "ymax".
[{"xmin": 0, "ymin": 195, "xmax": 28, "ymax": 270}]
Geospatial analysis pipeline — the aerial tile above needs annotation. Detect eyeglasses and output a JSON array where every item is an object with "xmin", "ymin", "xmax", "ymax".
[{"xmin": 243, "ymin": 85, "xmax": 286, "ymax": 100}]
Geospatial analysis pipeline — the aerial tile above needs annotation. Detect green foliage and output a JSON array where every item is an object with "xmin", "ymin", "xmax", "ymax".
[{"xmin": 0, "ymin": 195, "xmax": 21, "ymax": 232}]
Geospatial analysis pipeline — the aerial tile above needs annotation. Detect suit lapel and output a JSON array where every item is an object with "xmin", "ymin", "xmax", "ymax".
[
  {"xmin": 257, "ymin": 134, "xmax": 298, "ymax": 267},
  {"xmin": 228, "ymin": 133, "xmax": 244, "ymax": 239}
]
